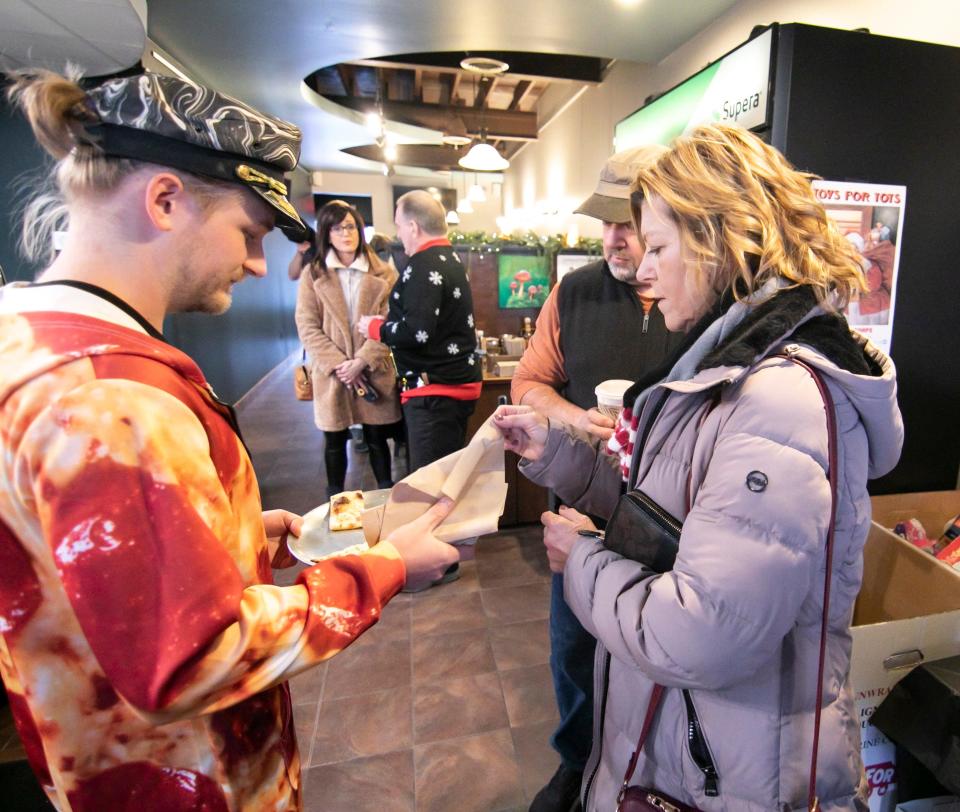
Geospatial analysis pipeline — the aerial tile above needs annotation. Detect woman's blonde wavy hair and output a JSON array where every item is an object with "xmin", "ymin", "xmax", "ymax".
[
  {"xmin": 631, "ymin": 124, "xmax": 866, "ymax": 310},
  {"xmin": 7, "ymin": 68, "xmax": 236, "ymax": 268}
]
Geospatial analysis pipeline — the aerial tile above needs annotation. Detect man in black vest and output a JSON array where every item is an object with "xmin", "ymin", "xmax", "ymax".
[{"xmin": 512, "ymin": 146, "xmax": 683, "ymax": 812}]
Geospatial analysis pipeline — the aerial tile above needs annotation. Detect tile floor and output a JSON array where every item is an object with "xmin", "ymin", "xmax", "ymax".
[
  {"xmin": 0, "ymin": 355, "xmax": 560, "ymax": 811},
  {"xmin": 242, "ymin": 357, "xmax": 559, "ymax": 812}
]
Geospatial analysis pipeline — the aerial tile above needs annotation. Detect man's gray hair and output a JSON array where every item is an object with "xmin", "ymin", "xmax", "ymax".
[{"xmin": 396, "ymin": 190, "xmax": 447, "ymax": 236}]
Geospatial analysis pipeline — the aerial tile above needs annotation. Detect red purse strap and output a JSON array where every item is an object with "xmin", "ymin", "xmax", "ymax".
[
  {"xmin": 617, "ymin": 683, "xmax": 665, "ymax": 806},
  {"xmin": 787, "ymin": 354, "xmax": 839, "ymax": 812},
  {"xmin": 618, "ymin": 353, "xmax": 838, "ymax": 812}
]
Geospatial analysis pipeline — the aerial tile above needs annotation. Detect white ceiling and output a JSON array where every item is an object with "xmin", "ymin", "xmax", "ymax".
[
  {"xmin": 0, "ymin": 0, "xmax": 741, "ymax": 173},
  {"xmin": 0, "ymin": 0, "xmax": 146, "ymax": 76},
  {"xmin": 145, "ymin": 0, "xmax": 740, "ymax": 172}
]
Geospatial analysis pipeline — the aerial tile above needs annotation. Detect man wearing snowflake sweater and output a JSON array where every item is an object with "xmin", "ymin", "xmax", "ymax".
[{"xmin": 358, "ymin": 190, "xmax": 481, "ymax": 477}]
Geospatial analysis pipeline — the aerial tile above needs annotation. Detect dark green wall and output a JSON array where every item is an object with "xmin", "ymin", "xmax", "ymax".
[
  {"xmin": 1, "ymin": 92, "xmax": 305, "ymax": 404},
  {"xmin": 163, "ymin": 228, "xmax": 303, "ymax": 403},
  {"xmin": 0, "ymin": 94, "xmax": 49, "ymax": 284}
]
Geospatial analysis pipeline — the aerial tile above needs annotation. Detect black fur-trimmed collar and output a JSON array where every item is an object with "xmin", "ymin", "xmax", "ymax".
[{"xmin": 697, "ymin": 285, "xmax": 875, "ymax": 376}]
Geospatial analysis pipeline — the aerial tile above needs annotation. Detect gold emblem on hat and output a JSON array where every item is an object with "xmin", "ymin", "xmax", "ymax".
[
  {"xmin": 235, "ymin": 164, "xmax": 288, "ymax": 196},
  {"xmin": 235, "ymin": 163, "xmax": 303, "ymax": 227}
]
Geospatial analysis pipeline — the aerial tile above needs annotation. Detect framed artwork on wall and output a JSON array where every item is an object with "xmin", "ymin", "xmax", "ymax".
[{"xmin": 498, "ymin": 254, "xmax": 549, "ymax": 309}]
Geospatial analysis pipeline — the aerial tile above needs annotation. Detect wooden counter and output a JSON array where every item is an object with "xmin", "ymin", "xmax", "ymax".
[{"xmin": 466, "ymin": 376, "xmax": 548, "ymax": 526}]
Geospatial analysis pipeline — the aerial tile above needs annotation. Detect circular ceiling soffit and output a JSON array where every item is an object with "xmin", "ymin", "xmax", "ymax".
[
  {"xmin": 441, "ymin": 134, "xmax": 473, "ymax": 146},
  {"xmin": 459, "ymin": 56, "xmax": 510, "ymax": 75}
]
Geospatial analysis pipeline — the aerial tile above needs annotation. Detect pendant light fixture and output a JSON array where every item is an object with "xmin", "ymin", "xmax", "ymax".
[
  {"xmin": 467, "ymin": 172, "xmax": 487, "ymax": 203},
  {"xmin": 458, "ymin": 70, "xmax": 509, "ymax": 172},
  {"xmin": 459, "ymin": 130, "xmax": 509, "ymax": 172},
  {"xmin": 456, "ymin": 173, "xmax": 474, "ymax": 214}
]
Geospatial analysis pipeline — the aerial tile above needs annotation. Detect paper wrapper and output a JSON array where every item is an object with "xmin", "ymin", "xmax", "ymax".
[
  {"xmin": 596, "ymin": 404, "xmax": 623, "ymax": 421},
  {"xmin": 362, "ymin": 415, "xmax": 508, "ymax": 547}
]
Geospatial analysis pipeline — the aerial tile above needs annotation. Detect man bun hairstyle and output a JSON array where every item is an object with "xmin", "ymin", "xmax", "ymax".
[
  {"xmin": 7, "ymin": 69, "xmax": 239, "ymax": 267},
  {"xmin": 6, "ymin": 69, "xmax": 97, "ymax": 160}
]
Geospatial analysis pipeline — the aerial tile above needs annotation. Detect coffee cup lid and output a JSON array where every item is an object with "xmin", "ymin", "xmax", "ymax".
[{"xmin": 595, "ymin": 378, "xmax": 633, "ymax": 405}]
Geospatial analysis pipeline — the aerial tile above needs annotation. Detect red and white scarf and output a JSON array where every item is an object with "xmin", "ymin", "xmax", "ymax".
[{"xmin": 606, "ymin": 403, "xmax": 641, "ymax": 482}]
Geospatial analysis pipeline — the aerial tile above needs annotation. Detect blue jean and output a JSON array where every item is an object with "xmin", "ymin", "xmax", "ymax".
[{"xmin": 548, "ymin": 572, "xmax": 596, "ymax": 771}]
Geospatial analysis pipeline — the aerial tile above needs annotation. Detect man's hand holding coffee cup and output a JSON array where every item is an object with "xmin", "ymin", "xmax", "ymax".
[
  {"xmin": 576, "ymin": 407, "xmax": 616, "ymax": 440},
  {"xmin": 580, "ymin": 378, "xmax": 633, "ymax": 440}
]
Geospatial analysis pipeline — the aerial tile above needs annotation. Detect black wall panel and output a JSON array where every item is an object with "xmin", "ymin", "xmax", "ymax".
[{"xmin": 771, "ymin": 24, "xmax": 960, "ymax": 493}]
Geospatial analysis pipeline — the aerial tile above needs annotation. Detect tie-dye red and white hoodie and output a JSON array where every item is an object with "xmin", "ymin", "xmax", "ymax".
[{"xmin": 0, "ymin": 283, "xmax": 405, "ymax": 811}]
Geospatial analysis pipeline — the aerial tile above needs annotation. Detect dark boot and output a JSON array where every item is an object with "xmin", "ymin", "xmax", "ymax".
[
  {"xmin": 364, "ymin": 425, "xmax": 394, "ymax": 489},
  {"xmin": 323, "ymin": 430, "xmax": 349, "ymax": 498},
  {"xmin": 366, "ymin": 436, "xmax": 394, "ymax": 490},
  {"xmin": 529, "ymin": 764, "xmax": 583, "ymax": 812}
]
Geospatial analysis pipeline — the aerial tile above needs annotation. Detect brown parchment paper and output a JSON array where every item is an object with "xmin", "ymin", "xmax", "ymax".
[{"xmin": 362, "ymin": 415, "xmax": 508, "ymax": 546}]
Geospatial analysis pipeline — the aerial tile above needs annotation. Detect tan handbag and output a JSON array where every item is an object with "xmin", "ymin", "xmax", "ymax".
[{"xmin": 294, "ymin": 350, "xmax": 313, "ymax": 400}]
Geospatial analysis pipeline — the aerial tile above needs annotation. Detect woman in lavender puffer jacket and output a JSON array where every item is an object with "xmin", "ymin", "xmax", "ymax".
[{"xmin": 495, "ymin": 125, "xmax": 902, "ymax": 811}]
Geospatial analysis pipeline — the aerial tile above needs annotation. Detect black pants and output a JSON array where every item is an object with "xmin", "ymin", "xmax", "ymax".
[
  {"xmin": 401, "ymin": 396, "xmax": 476, "ymax": 473},
  {"xmin": 323, "ymin": 423, "xmax": 395, "ymax": 495}
]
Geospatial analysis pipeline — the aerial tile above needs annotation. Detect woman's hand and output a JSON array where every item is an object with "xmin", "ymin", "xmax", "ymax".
[
  {"xmin": 542, "ymin": 506, "xmax": 596, "ymax": 573},
  {"xmin": 287, "ymin": 241, "xmax": 311, "ymax": 281},
  {"xmin": 334, "ymin": 358, "xmax": 367, "ymax": 386},
  {"xmin": 493, "ymin": 405, "xmax": 549, "ymax": 461},
  {"xmin": 263, "ymin": 509, "xmax": 303, "ymax": 569},
  {"xmin": 356, "ymin": 315, "xmax": 377, "ymax": 338},
  {"xmin": 380, "ymin": 497, "xmax": 460, "ymax": 591}
]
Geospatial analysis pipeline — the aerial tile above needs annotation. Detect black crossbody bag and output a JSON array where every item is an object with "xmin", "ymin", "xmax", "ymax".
[{"xmin": 603, "ymin": 388, "xmax": 681, "ymax": 573}]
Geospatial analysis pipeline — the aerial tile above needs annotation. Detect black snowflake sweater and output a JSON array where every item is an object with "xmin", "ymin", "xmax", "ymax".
[{"xmin": 379, "ymin": 242, "xmax": 481, "ymax": 386}]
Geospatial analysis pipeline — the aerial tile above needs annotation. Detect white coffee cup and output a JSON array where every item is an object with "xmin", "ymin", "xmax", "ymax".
[{"xmin": 594, "ymin": 379, "xmax": 633, "ymax": 421}]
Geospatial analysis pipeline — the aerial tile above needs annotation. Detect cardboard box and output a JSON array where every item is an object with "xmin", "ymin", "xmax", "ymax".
[
  {"xmin": 872, "ymin": 491, "xmax": 960, "ymax": 550},
  {"xmin": 851, "ymin": 491, "xmax": 960, "ymax": 811}
]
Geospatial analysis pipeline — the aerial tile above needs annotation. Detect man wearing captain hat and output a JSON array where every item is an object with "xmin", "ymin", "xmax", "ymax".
[
  {"xmin": 0, "ymin": 69, "xmax": 458, "ymax": 809},
  {"xmin": 512, "ymin": 145, "xmax": 684, "ymax": 812}
]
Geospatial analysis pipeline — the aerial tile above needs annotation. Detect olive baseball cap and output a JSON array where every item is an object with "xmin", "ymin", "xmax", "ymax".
[
  {"xmin": 573, "ymin": 144, "xmax": 667, "ymax": 224},
  {"xmin": 81, "ymin": 72, "xmax": 309, "ymax": 241}
]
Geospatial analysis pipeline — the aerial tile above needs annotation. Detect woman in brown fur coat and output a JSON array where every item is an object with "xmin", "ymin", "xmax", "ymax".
[{"xmin": 296, "ymin": 201, "xmax": 401, "ymax": 497}]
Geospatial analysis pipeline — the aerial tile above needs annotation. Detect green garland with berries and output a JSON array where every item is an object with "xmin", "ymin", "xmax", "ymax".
[{"xmin": 446, "ymin": 230, "xmax": 602, "ymax": 259}]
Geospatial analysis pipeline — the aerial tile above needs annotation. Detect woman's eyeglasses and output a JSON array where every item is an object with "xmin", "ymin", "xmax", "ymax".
[{"xmin": 331, "ymin": 223, "xmax": 358, "ymax": 235}]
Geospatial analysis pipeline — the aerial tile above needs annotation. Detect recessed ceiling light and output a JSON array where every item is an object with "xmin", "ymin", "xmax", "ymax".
[{"xmin": 460, "ymin": 57, "xmax": 510, "ymax": 75}]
